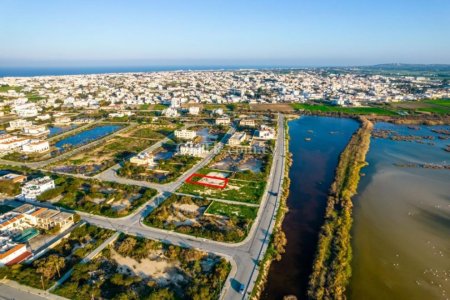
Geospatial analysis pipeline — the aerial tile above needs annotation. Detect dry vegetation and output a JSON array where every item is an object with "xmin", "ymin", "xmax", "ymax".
[{"xmin": 308, "ymin": 118, "xmax": 373, "ymax": 300}]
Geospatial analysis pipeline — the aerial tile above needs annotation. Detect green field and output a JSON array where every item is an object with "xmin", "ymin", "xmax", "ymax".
[
  {"xmin": 291, "ymin": 103, "xmax": 397, "ymax": 115},
  {"xmin": 0, "ymin": 85, "xmax": 22, "ymax": 93},
  {"xmin": 178, "ymin": 178, "xmax": 265, "ymax": 204},
  {"xmin": 425, "ymin": 99, "xmax": 450, "ymax": 107},
  {"xmin": 205, "ymin": 201, "xmax": 257, "ymax": 219}
]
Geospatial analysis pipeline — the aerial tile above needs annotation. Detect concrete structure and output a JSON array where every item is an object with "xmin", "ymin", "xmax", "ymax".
[
  {"xmin": 188, "ymin": 106, "xmax": 200, "ymax": 115},
  {"xmin": 130, "ymin": 152, "xmax": 155, "ymax": 167},
  {"xmin": 256, "ymin": 124, "xmax": 276, "ymax": 140},
  {"xmin": 174, "ymin": 129, "xmax": 197, "ymax": 140},
  {"xmin": 21, "ymin": 176, "xmax": 55, "ymax": 200},
  {"xmin": 22, "ymin": 125, "xmax": 50, "ymax": 137},
  {"xmin": 163, "ymin": 107, "xmax": 179, "ymax": 117},
  {"xmin": 0, "ymin": 173, "xmax": 27, "ymax": 184},
  {"xmin": 240, "ymin": 119, "xmax": 256, "ymax": 127},
  {"xmin": 178, "ymin": 142, "xmax": 208, "ymax": 157},
  {"xmin": 215, "ymin": 116, "xmax": 231, "ymax": 126},
  {"xmin": 6, "ymin": 119, "xmax": 32, "ymax": 131},
  {"xmin": 21, "ymin": 140, "xmax": 50, "ymax": 153},
  {"xmin": 0, "ymin": 134, "xmax": 30, "ymax": 151},
  {"xmin": 228, "ymin": 131, "xmax": 247, "ymax": 146}
]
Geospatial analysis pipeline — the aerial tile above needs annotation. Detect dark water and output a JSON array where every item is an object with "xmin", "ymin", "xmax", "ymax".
[
  {"xmin": 262, "ymin": 116, "xmax": 359, "ymax": 299},
  {"xmin": 55, "ymin": 125, "xmax": 121, "ymax": 149},
  {"xmin": 48, "ymin": 125, "xmax": 77, "ymax": 137},
  {"xmin": 349, "ymin": 123, "xmax": 450, "ymax": 300}
]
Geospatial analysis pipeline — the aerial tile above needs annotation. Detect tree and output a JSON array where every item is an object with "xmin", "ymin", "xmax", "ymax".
[{"xmin": 35, "ymin": 255, "xmax": 65, "ymax": 280}]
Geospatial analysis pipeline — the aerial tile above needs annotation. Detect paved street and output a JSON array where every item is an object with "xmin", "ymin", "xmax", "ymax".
[
  {"xmin": 0, "ymin": 115, "xmax": 285, "ymax": 300},
  {"xmin": 82, "ymin": 114, "xmax": 286, "ymax": 300}
]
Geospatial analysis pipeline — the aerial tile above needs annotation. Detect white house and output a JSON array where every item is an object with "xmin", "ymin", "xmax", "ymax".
[
  {"xmin": 0, "ymin": 135, "xmax": 30, "ymax": 151},
  {"xmin": 13, "ymin": 103, "xmax": 38, "ymax": 118},
  {"xmin": 6, "ymin": 119, "xmax": 32, "ymax": 131},
  {"xmin": 21, "ymin": 140, "xmax": 50, "ymax": 153},
  {"xmin": 54, "ymin": 116, "xmax": 71, "ymax": 124},
  {"xmin": 0, "ymin": 241, "xmax": 30, "ymax": 266},
  {"xmin": 163, "ymin": 107, "xmax": 179, "ymax": 118},
  {"xmin": 130, "ymin": 152, "xmax": 155, "ymax": 167},
  {"xmin": 22, "ymin": 125, "xmax": 50, "ymax": 137},
  {"xmin": 178, "ymin": 142, "xmax": 208, "ymax": 157},
  {"xmin": 213, "ymin": 108, "xmax": 224, "ymax": 116},
  {"xmin": 240, "ymin": 119, "xmax": 256, "ymax": 127},
  {"xmin": 188, "ymin": 106, "xmax": 200, "ymax": 115},
  {"xmin": 228, "ymin": 131, "xmax": 247, "ymax": 146},
  {"xmin": 215, "ymin": 116, "xmax": 231, "ymax": 126},
  {"xmin": 256, "ymin": 125, "xmax": 276, "ymax": 140},
  {"xmin": 21, "ymin": 176, "xmax": 55, "ymax": 200},
  {"xmin": 174, "ymin": 129, "xmax": 197, "ymax": 140}
]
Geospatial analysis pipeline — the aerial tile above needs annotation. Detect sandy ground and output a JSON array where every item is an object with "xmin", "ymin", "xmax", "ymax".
[
  {"xmin": 111, "ymin": 249, "xmax": 184, "ymax": 285},
  {"xmin": 197, "ymin": 171, "xmax": 228, "ymax": 186}
]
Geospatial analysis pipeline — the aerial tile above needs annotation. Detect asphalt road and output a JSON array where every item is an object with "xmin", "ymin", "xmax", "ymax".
[
  {"xmin": 0, "ymin": 115, "xmax": 285, "ymax": 300},
  {"xmin": 82, "ymin": 114, "xmax": 286, "ymax": 300}
]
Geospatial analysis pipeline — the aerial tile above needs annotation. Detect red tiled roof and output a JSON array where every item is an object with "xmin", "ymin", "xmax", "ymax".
[{"xmin": 5, "ymin": 250, "xmax": 32, "ymax": 266}]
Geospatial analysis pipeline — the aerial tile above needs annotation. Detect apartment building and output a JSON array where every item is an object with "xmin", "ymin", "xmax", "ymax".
[
  {"xmin": 21, "ymin": 176, "xmax": 55, "ymax": 200},
  {"xmin": 175, "ymin": 129, "xmax": 197, "ymax": 140}
]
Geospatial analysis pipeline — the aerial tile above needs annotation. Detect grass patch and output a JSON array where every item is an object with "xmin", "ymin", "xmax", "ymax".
[
  {"xmin": 292, "ymin": 103, "xmax": 396, "ymax": 115},
  {"xmin": 145, "ymin": 194, "xmax": 255, "ymax": 242},
  {"xmin": 178, "ymin": 178, "xmax": 265, "ymax": 204},
  {"xmin": 36, "ymin": 175, "xmax": 157, "ymax": 217},
  {"xmin": 205, "ymin": 201, "xmax": 257, "ymax": 219}
]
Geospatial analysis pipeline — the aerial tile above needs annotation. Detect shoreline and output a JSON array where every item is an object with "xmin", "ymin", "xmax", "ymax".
[{"xmin": 250, "ymin": 117, "xmax": 294, "ymax": 300}]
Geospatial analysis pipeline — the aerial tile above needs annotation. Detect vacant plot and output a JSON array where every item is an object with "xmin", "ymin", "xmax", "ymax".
[
  {"xmin": 0, "ymin": 223, "xmax": 114, "ymax": 290},
  {"xmin": 118, "ymin": 143, "xmax": 201, "ymax": 183},
  {"xmin": 145, "ymin": 194, "xmax": 256, "ymax": 242},
  {"xmin": 49, "ymin": 136, "xmax": 156, "ymax": 176},
  {"xmin": 37, "ymin": 175, "xmax": 157, "ymax": 217},
  {"xmin": 53, "ymin": 234, "xmax": 230, "ymax": 300},
  {"xmin": 205, "ymin": 201, "xmax": 258, "ymax": 219},
  {"xmin": 179, "ymin": 176, "xmax": 265, "ymax": 204}
]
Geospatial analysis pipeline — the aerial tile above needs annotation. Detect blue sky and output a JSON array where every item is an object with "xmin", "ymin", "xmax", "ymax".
[{"xmin": 1, "ymin": 0, "xmax": 449, "ymax": 67}]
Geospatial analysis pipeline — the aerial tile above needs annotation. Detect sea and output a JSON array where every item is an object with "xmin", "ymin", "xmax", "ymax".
[{"xmin": 0, "ymin": 65, "xmax": 289, "ymax": 77}]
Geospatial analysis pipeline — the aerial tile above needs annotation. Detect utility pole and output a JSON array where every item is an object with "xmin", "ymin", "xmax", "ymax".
[{"xmin": 41, "ymin": 275, "xmax": 45, "ymax": 290}]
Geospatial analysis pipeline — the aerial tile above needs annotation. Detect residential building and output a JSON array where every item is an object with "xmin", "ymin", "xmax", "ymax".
[
  {"xmin": 22, "ymin": 125, "xmax": 50, "ymax": 137},
  {"xmin": 21, "ymin": 176, "xmax": 55, "ymax": 200},
  {"xmin": 174, "ymin": 129, "xmax": 197, "ymax": 140},
  {"xmin": 188, "ymin": 106, "xmax": 200, "ymax": 115},
  {"xmin": 228, "ymin": 131, "xmax": 247, "ymax": 146},
  {"xmin": 163, "ymin": 107, "xmax": 179, "ymax": 117},
  {"xmin": 256, "ymin": 125, "xmax": 276, "ymax": 140},
  {"xmin": 6, "ymin": 119, "xmax": 32, "ymax": 131},
  {"xmin": 215, "ymin": 116, "xmax": 231, "ymax": 126},
  {"xmin": 21, "ymin": 140, "xmax": 50, "ymax": 153},
  {"xmin": 178, "ymin": 142, "xmax": 208, "ymax": 157},
  {"xmin": 0, "ymin": 135, "xmax": 30, "ymax": 151},
  {"xmin": 130, "ymin": 152, "xmax": 155, "ymax": 167},
  {"xmin": 240, "ymin": 119, "xmax": 256, "ymax": 127}
]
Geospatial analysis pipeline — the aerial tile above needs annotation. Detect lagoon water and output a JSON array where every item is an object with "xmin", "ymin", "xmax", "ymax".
[
  {"xmin": 262, "ymin": 116, "xmax": 358, "ymax": 299},
  {"xmin": 54, "ymin": 125, "xmax": 121, "ymax": 149},
  {"xmin": 349, "ymin": 123, "xmax": 450, "ymax": 300}
]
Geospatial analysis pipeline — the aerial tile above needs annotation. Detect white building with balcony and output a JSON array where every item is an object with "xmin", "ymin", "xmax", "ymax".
[
  {"xmin": 174, "ymin": 129, "xmax": 197, "ymax": 140},
  {"xmin": 21, "ymin": 140, "xmax": 50, "ymax": 153},
  {"xmin": 21, "ymin": 176, "xmax": 55, "ymax": 200},
  {"xmin": 178, "ymin": 142, "xmax": 208, "ymax": 157}
]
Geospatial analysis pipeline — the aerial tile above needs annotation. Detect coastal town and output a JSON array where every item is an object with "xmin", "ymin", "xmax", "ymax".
[{"xmin": 0, "ymin": 68, "xmax": 448, "ymax": 300}]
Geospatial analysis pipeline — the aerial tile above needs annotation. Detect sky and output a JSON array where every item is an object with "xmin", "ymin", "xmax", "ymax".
[{"xmin": 1, "ymin": 0, "xmax": 450, "ymax": 67}]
